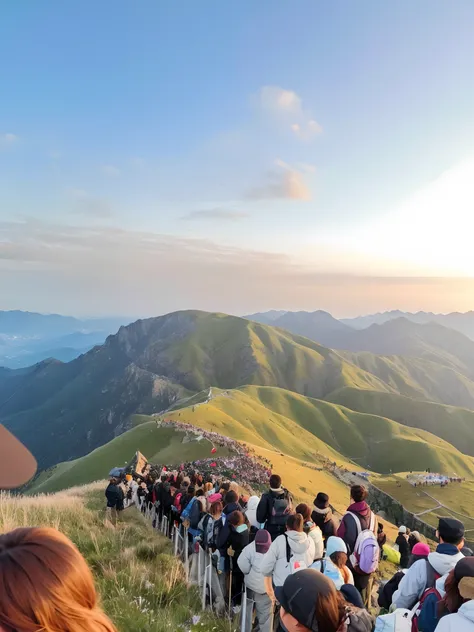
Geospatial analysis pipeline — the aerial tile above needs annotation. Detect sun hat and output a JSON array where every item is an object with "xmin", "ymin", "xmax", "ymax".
[{"xmin": 0, "ymin": 425, "xmax": 37, "ymax": 489}]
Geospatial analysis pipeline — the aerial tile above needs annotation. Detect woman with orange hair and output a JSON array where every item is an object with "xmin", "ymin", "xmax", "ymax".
[{"xmin": 0, "ymin": 526, "xmax": 117, "ymax": 632}]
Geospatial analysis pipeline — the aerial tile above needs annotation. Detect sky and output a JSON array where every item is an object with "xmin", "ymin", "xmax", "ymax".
[{"xmin": 1, "ymin": 0, "xmax": 473, "ymax": 318}]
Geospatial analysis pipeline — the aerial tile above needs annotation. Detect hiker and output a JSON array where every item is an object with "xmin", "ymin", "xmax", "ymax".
[
  {"xmin": 0, "ymin": 527, "xmax": 117, "ymax": 632},
  {"xmin": 260, "ymin": 513, "xmax": 316, "ymax": 588},
  {"xmin": 317, "ymin": 536, "xmax": 355, "ymax": 590},
  {"xmin": 198, "ymin": 500, "xmax": 223, "ymax": 550},
  {"xmin": 396, "ymin": 525, "xmax": 410, "ymax": 568},
  {"xmin": 311, "ymin": 492, "xmax": 338, "ymax": 544},
  {"xmin": 238, "ymin": 529, "xmax": 273, "ymax": 632},
  {"xmin": 274, "ymin": 569, "xmax": 374, "ymax": 632},
  {"xmin": 256, "ymin": 474, "xmax": 293, "ymax": 541},
  {"xmin": 105, "ymin": 476, "xmax": 124, "ymax": 526},
  {"xmin": 408, "ymin": 529, "xmax": 422, "ymax": 552},
  {"xmin": 216, "ymin": 490, "xmax": 242, "ymax": 565},
  {"xmin": 295, "ymin": 502, "xmax": 324, "ymax": 561},
  {"xmin": 392, "ymin": 517, "xmax": 465, "ymax": 610},
  {"xmin": 378, "ymin": 542, "xmax": 430, "ymax": 610},
  {"xmin": 377, "ymin": 522, "xmax": 387, "ymax": 554},
  {"xmin": 337, "ymin": 484, "xmax": 379, "ymax": 606},
  {"xmin": 435, "ymin": 557, "xmax": 474, "ymax": 632},
  {"xmin": 221, "ymin": 510, "xmax": 249, "ymax": 609}
]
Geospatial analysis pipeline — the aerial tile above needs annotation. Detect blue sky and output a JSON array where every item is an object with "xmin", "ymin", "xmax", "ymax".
[{"xmin": 1, "ymin": 1, "xmax": 473, "ymax": 316}]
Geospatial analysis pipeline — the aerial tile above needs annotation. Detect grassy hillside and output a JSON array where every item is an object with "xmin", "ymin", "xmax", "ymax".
[
  {"xmin": 162, "ymin": 386, "xmax": 474, "ymax": 476},
  {"xmin": 0, "ymin": 484, "xmax": 226, "ymax": 632},
  {"xmin": 28, "ymin": 424, "xmax": 233, "ymax": 495},
  {"xmin": 327, "ymin": 388, "xmax": 474, "ymax": 457}
]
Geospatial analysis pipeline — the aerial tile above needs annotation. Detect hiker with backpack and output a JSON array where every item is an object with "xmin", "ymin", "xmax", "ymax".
[
  {"xmin": 391, "ymin": 518, "xmax": 465, "ymax": 611},
  {"xmin": 311, "ymin": 492, "xmax": 339, "ymax": 544},
  {"xmin": 378, "ymin": 542, "xmax": 430, "ymax": 611},
  {"xmin": 435, "ymin": 557, "xmax": 474, "ymax": 632},
  {"xmin": 238, "ymin": 529, "xmax": 273, "ymax": 632},
  {"xmin": 257, "ymin": 474, "xmax": 293, "ymax": 541},
  {"xmin": 338, "ymin": 484, "xmax": 379, "ymax": 607},
  {"xmin": 396, "ymin": 526, "xmax": 411, "ymax": 569},
  {"xmin": 260, "ymin": 513, "xmax": 316, "ymax": 588},
  {"xmin": 222, "ymin": 510, "xmax": 250, "ymax": 609},
  {"xmin": 296, "ymin": 502, "xmax": 324, "ymax": 561},
  {"xmin": 216, "ymin": 491, "xmax": 243, "ymax": 565}
]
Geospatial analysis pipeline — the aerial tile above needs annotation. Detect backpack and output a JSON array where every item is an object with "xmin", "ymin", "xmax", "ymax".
[
  {"xmin": 180, "ymin": 496, "xmax": 197, "ymax": 523},
  {"xmin": 378, "ymin": 571, "xmax": 406, "ymax": 610},
  {"xmin": 411, "ymin": 561, "xmax": 443, "ymax": 632},
  {"xmin": 347, "ymin": 511, "xmax": 379, "ymax": 575},
  {"xmin": 173, "ymin": 492, "xmax": 183, "ymax": 513},
  {"xmin": 270, "ymin": 491, "xmax": 292, "ymax": 527},
  {"xmin": 283, "ymin": 534, "xmax": 308, "ymax": 574},
  {"xmin": 375, "ymin": 609, "xmax": 413, "ymax": 632}
]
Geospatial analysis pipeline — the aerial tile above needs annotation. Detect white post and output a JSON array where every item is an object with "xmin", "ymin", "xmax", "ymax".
[
  {"xmin": 174, "ymin": 526, "xmax": 179, "ymax": 556},
  {"xmin": 184, "ymin": 528, "xmax": 189, "ymax": 582},
  {"xmin": 208, "ymin": 552, "xmax": 213, "ymax": 613},
  {"xmin": 240, "ymin": 585, "xmax": 247, "ymax": 632},
  {"xmin": 201, "ymin": 559, "xmax": 208, "ymax": 610},
  {"xmin": 197, "ymin": 544, "xmax": 202, "ymax": 587}
]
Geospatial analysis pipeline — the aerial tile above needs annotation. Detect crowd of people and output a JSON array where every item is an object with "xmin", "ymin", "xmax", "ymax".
[{"xmin": 407, "ymin": 472, "xmax": 465, "ymax": 488}]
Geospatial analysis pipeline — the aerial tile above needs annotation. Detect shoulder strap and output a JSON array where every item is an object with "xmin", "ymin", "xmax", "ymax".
[
  {"xmin": 425, "ymin": 560, "xmax": 436, "ymax": 589},
  {"xmin": 346, "ymin": 511, "xmax": 362, "ymax": 536},
  {"xmin": 369, "ymin": 511, "xmax": 376, "ymax": 533},
  {"xmin": 284, "ymin": 533, "xmax": 292, "ymax": 564}
]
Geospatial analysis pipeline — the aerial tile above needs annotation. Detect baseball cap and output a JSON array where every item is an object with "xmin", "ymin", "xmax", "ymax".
[
  {"xmin": 274, "ymin": 569, "xmax": 335, "ymax": 632},
  {"xmin": 438, "ymin": 517, "xmax": 465, "ymax": 541},
  {"xmin": 0, "ymin": 425, "xmax": 37, "ymax": 489}
]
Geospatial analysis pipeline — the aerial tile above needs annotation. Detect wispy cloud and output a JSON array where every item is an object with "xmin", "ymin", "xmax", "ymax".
[
  {"xmin": 100, "ymin": 164, "xmax": 121, "ymax": 177},
  {"xmin": 0, "ymin": 133, "xmax": 19, "ymax": 147},
  {"xmin": 247, "ymin": 160, "xmax": 311, "ymax": 201},
  {"xmin": 256, "ymin": 86, "xmax": 322, "ymax": 141},
  {"xmin": 69, "ymin": 189, "xmax": 114, "ymax": 218},
  {"xmin": 181, "ymin": 209, "xmax": 249, "ymax": 221}
]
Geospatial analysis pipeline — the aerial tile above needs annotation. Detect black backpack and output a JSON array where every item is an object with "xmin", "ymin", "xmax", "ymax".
[
  {"xmin": 270, "ymin": 491, "xmax": 291, "ymax": 527},
  {"xmin": 377, "ymin": 570, "xmax": 405, "ymax": 610}
]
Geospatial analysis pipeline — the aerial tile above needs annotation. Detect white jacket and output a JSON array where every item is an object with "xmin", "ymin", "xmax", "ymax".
[
  {"xmin": 237, "ymin": 541, "xmax": 267, "ymax": 594},
  {"xmin": 245, "ymin": 496, "xmax": 261, "ymax": 530},
  {"xmin": 260, "ymin": 531, "xmax": 316, "ymax": 587},
  {"xmin": 436, "ymin": 601, "xmax": 474, "ymax": 632},
  {"xmin": 392, "ymin": 548, "xmax": 464, "ymax": 609},
  {"xmin": 305, "ymin": 522, "xmax": 324, "ymax": 560}
]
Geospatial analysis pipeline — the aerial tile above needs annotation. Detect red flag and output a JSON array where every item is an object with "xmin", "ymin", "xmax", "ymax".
[
  {"xmin": 210, "ymin": 462, "xmax": 217, "ymax": 467},
  {"xmin": 211, "ymin": 447, "xmax": 217, "ymax": 454}
]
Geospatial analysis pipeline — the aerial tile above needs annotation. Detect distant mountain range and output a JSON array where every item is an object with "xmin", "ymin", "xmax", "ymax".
[{"xmin": 0, "ymin": 311, "xmax": 131, "ymax": 368}]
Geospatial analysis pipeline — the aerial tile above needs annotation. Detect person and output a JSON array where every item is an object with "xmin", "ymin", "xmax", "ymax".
[
  {"xmin": 105, "ymin": 476, "xmax": 124, "ymax": 526},
  {"xmin": 0, "ymin": 527, "xmax": 117, "ymax": 632},
  {"xmin": 274, "ymin": 569, "xmax": 374, "ymax": 632},
  {"xmin": 238, "ymin": 529, "xmax": 273, "ymax": 632},
  {"xmin": 260, "ymin": 513, "xmax": 316, "ymax": 588},
  {"xmin": 435, "ymin": 557, "xmax": 474, "ymax": 632},
  {"xmin": 378, "ymin": 542, "xmax": 430, "ymax": 610},
  {"xmin": 216, "ymin": 491, "xmax": 243, "ymax": 565},
  {"xmin": 392, "ymin": 517, "xmax": 465, "ymax": 610},
  {"xmin": 408, "ymin": 530, "xmax": 422, "ymax": 552},
  {"xmin": 377, "ymin": 522, "xmax": 387, "ymax": 554},
  {"xmin": 311, "ymin": 492, "xmax": 338, "ymax": 544},
  {"xmin": 0, "ymin": 424, "xmax": 37, "ymax": 489},
  {"xmin": 319, "ymin": 536, "xmax": 354, "ymax": 590},
  {"xmin": 396, "ymin": 525, "xmax": 410, "ymax": 568},
  {"xmin": 256, "ymin": 474, "xmax": 293, "ymax": 541},
  {"xmin": 296, "ymin": 502, "xmax": 324, "ymax": 561},
  {"xmin": 337, "ymin": 484, "xmax": 377, "ymax": 605},
  {"xmin": 199, "ymin": 500, "xmax": 223, "ymax": 550},
  {"xmin": 224, "ymin": 511, "xmax": 250, "ymax": 608}
]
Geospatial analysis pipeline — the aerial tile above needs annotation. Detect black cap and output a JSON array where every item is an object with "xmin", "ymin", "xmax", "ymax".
[
  {"xmin": 314, "ymin": 492, "xmax": 329, "ymax": 509},
  {"xmin": 438, "ymin": 517, "xmax": 464, "ymax": 542},
  {"xmin": 274, "ymin": 570, "xmax": 334, "ymax": 632}
]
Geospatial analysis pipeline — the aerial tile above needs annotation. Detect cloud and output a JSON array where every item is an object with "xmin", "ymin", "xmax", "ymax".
[
  {"xmin": 0, "ymin": 218, "xmax": 472, "ymax": 317},
  {"xmin": 181, "ymin": 209, "xmax": 249, "ymax": 221},
  {"xmin": 69, "ymin": 189, "xmax": 114, "ymax": 218},
  {"xmin": 247, "ymin": 160, "xmax": 311, "ymax": 201},
  {"xmin": 100, "ymin": 164, "xmax": 121, "ymax": 177},
  {"xmin": 0, "ymin": 133, "xmax": 19, "ymax": 147},
  {"xmin": 256, "ymin": 86, "xmax": 322, "ymax": 140}
]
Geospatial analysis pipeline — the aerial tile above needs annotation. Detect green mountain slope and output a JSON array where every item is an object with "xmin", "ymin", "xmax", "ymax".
[
  {"xmin": 163, "ymin": 386, "xmax": 474, "ymax": 476},
  {"xmin": 327, "ymin": 387, "xmax": 474, "ymax": 457}
]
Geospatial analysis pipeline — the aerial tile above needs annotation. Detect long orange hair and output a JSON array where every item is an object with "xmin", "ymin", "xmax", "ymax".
[{"xmin": 0, "ymin": 527, "xmax": 117, "ymax": 632}]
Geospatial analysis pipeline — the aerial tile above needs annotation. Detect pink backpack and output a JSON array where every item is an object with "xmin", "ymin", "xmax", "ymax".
[{"xmin": 348, "ymin": 511, "xmax": 379, "ymax": 575}]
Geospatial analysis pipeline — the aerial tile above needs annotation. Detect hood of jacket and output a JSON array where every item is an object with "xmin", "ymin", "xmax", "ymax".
[
  {"xmin": 324, "ymin": 557, "xmax": 344, "ymax": 589},
  {"xmin": 312, "ymin": 505, "xmax": 332, "ymax": 521},
  {"xmin": 223, "ymin": 501, "xmax": 241, "ymax": 516},
  {"xmin": 247, "ymin": 495, "xmax": 260, "ymax": 511},
  {"xmin": 285, "ymin": 530, "xmax": 312, "ymax": 555},
  {"xmin": 428, "ymin": 545, "xmax": 464, "ymax": 576},
  {"xmin": 459, "ymin": 601, "xmax": 474, "ymax": 624},
  {"xmin": 245, "ymin": 495, "xmax": 261, "ymax": 529},
  {"xmin": 347, "ymin": 501, "xmax": 370, "ymax": 517}
]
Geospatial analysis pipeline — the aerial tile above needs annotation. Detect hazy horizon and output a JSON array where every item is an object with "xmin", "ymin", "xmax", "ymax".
[{"xmin": 1, "ymin": 1, "xmax": 473, "ymax": 317}]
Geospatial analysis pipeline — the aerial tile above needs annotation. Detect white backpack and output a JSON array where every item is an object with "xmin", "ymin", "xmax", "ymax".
[
  {"xmin": 347, "ymin": 511, "xmax": 379, "ymax": 574},
  {"xmin": 375, "ymin": 606, "xmax": 417, "ymax": 632}
]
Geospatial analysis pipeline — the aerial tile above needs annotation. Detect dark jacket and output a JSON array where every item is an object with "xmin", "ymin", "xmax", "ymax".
[
  {"xmin": 311, "ymin": 506, "xmax": 339, "ymax": 544},
  {"xmin": 105, "ymin": 483, "xmax": 124, "ymax": 510},
  {"xmin": 337, "ymin": 501, "xmax": 373, "ymax": 555},
  {"xmin": 157, "ymin": 482, "xmax": 173, "ymax": 513},
  {"xmin": 227, "ymin": 527, "xmax": 250, "ymax": 564},
  {"xmin": 216, "ymin": 501, "xmax": 241, "ymax": 555},
  {"xmin": 256, "ymin": 488, "xmax": 292, "ymax": 541},
  {"xmin": 396, "ymin": 533, "xmax": 410, "ymax": 568}
]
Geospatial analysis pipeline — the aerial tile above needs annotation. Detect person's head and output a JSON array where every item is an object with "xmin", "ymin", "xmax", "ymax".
[
  {"xmin": 255, "ymin": 529, "xmax": 271, "ymax": 555},
  {"xmin": 286, "ymin": 513, "xmax": 304, "ymax": 533},
  {"xmin": 221, "ymin": 482, "xmax": 230, "ymax": 493},
  {"xmin": 295, "ymin": 503, "xmax": 311, "ymax": 522},
  {"xmin": 187, "ymin": 486, "xmax": 195, "ymax": 496},
  {"xmin": 228, "ymin": 510, "xmax": 245, "ymax": 527},
  {"xmin": 443, "ymin": 557, "xmax": 474, "ymax": 615},
  {"xmin": 109, "ymin": 477, "xmax": 118, "ymax": 485},
  {"xmin": 409, "ymin": 542, "xmax": 431, "ymax": 568},
  {"xmin": 437, "ymin": 518, "xmax": 465, "ymax": 548},
  {"xmin": 269, "ymin": 474, "xmax": 282, "ymax": 490},
  {"xmin": 210, "ymin": 501, "xmax": 223, "ymax": 518},
  {"xmin": 229, "ymin": 481, "xmax": 239, "ymax": 494},
  {"xmin": 275, "ymin": 569, "xmax": 344, "ymax": 632},
  {"xmin": 350, "ymin": 485, "xmax": 367, "ymax": 504},
  {"xmin": 225, "ymin": 490, "xmax": 238, "ymax": 506},
  {"xmin": 378, "ymin": 522, "xmax": 384, "ymax": 534},
  {"xmin": 0, "ymin": 527, "xmax": 117, "ymax": 632},
  {"xmin": 313, "ymin": 492, "xmax": 329, "ymax": 510},
  {"xmin": 326, "ymin": 536, "xmax": 348, "ymax": 568},
  {"xmin": 125, "ymin": 474, "xmax": 132, "ymax": 482},
  {"xmin": 204, "ymin": 482, "xmax": 213, "ymax": 493},
  {"xmin": 399, "ymin": 525, "xmax": 407, "ymax": 536},
  {"xmin": 195, "ymin": 489, "xmax": 204, "ymax": 498},
  {"xmin": 410, "ymin": 530, "xmax": 421, "ymax": 542}
]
